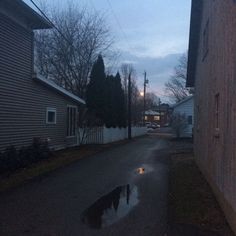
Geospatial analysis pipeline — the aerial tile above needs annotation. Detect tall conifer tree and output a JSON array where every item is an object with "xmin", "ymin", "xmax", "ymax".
[{"xmin": 86, "ymin": 55, "xmax": 107, "ymax": 124}]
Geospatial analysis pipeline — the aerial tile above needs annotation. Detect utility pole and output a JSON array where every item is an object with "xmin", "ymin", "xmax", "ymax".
[
  {"xmin": 128, "ymin": 73, "xmax": 132, "ymax": 139},
  {"xmin": 143, "ymin": 71, "xmax": 148, "ymax": 125}
]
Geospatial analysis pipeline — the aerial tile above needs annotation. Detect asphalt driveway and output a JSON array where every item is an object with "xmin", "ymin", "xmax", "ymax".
[{"xmin": 0, "ymin": 134, "xmax": 170, "ymax": 236}]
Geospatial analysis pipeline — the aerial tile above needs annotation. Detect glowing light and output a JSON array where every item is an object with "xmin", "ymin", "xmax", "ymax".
[
  {"xmin": 140, "ymin": 92, "xmax": 144, "ymax": 97},
  {"xmin": 137, "ymin": 168, "xmax": 145, "ymax": 174}
]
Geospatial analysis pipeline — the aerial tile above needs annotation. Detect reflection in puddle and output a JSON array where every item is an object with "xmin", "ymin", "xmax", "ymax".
[
  {"xmin": 137, "ymin": 167, "xmax": 145, "ymax": 174},
  {"xmin": 136, "ymin": 164, "xmax": 153, "ymax": 175},
  {"xmin": 81, "ymin": 185, "xmax": 138, "ymax": 229}
]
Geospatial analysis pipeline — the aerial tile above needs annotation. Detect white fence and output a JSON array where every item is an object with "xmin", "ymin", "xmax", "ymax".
[{"xmin": 77, "ymin": 126, "xmax": 147, "ymax": 145}]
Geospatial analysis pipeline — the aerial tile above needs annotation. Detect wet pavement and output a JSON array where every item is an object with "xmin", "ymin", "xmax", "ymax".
[
  {"xmin": 81, "ymin": 184, "xmax": 139, "ymax": 229},
  {"xmin": 0, "ymin": 134, "xmax": 170, "ymax": 236}
]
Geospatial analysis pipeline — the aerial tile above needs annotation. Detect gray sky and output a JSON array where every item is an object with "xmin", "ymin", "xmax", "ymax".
[{"xmin": 25, "ymin": 0, "xmax": 191, "ymax": 102}]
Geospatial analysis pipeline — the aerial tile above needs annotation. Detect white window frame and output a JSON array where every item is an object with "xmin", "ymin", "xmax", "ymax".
[
  {"xmin": 67, "ymin": 105, "xmax": 77, "ymax": 137},
  {"xmin": 46, "ymin": 107, "xmax": 57, "ymax": 124}
]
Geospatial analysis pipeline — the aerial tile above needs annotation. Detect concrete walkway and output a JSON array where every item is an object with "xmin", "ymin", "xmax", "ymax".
[{"xmin": 0, "ymin": 134, "xmax": 170, "ymax": 236}]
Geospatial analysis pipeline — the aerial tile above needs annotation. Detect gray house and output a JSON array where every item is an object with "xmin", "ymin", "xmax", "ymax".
[{"xmin": 0, "ymin": 0, "xmax": 85, "ymax": 151}]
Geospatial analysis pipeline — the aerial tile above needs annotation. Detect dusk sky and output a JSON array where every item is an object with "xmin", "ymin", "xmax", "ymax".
[{"xmin": 25, "ymin": 0, "xmax": 191, "ymax": 103}]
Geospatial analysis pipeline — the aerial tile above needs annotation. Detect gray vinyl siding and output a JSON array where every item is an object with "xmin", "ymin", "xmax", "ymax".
[{"xmin": 0, "ymin": 13, "xmax": 78, "ymax": 151}]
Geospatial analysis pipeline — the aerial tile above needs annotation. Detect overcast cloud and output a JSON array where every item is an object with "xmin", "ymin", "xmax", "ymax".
[{"xmin": 24, "ymin": 0, "xmax": 191, "ymax": 102}]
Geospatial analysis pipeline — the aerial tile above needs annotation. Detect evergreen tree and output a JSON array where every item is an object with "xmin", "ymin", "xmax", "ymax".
[
  {"xmin": 105, "ymin": 75, "xmax": 115, "ymax": 127},
  {"xmin": 104, "ymin": 73, "xmax": 126, "ymax": 128},
  {"xmin": 86, "ymin": 55, "xmax": 107, "ymax": 124},
  {"xmin": 114, "ymin": 72, "xmax": 126, "ymax": 127}
]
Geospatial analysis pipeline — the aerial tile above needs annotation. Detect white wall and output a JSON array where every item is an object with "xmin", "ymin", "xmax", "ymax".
[
  {"xmin": 78, "ymin": 127, "xmax": 147, "ymax": 145},
  {"xmin": 173, "ymin": 97, "xmax": 194, "ymax": 137}
]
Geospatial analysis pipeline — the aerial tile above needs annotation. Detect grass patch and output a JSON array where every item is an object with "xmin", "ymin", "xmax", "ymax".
[
  {"xmin": 169, "ymin": 152, "xmax": 234, "ymax": 235},
  {"xmin": 0, "ymin": 138, "xmax": 133, "ymax": 193},
  {"xmin": 0, "ymin": 145, "xmax": 106, "ymax": 193}
]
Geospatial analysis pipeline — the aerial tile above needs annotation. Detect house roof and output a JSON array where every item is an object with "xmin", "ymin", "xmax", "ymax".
[
  {"xmin": 172, "ymin": 96, "xmax": 194, "ymax": 109},
  {"xmin": 33, "ymin": 75, "xmax": 86, "ymax": 105},
  {"xmin": 1, "ymin": 0, "xmax": 52, "ymax": 29},
  {"xmin": 145, "ymin": 110, "xmax": 160, "ymax": 116},
  {"xmin": 186, "ymin": 0, "xmax": 203, "ymax": 87}
]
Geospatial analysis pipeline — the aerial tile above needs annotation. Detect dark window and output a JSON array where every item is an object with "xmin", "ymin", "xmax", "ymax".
[
  {"xmin": 202, "ymin": 20, "xmax": 209, "ymax": 60},
  {"xmin": 46, "ymin": 108, "xmax": 56, "ymax": 124},
  {"xmin": 215, "ymin": 93, "xmax": 220, "ymax": 129},
  {"xmin": 67, "ymin": 106, "xmax": 77, "ymax": 137},
  {"xmin": 196, "ymin": 105, "xmax": 200, "ymax": 131},
  {"xmin": 188, "ymin": 115, "xmax": 193, "ymax": 125}
]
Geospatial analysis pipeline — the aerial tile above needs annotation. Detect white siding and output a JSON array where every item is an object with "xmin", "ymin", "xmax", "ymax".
[{"xmin": 173, "ymin": 97, "xmax": 194, "ymax": 137}]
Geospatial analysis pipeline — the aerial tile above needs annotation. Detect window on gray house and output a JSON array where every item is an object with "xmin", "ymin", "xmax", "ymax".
[
  {"xmin": 188, "ymin": 115, "xmax": 193, "ymax": 125},
  {"xmin": 67, "ymin": 106, "xmax": 77, "ymax": 137},
  {"xmin": 202, "ymin": 20, "xmax": 209, "ymax": 60},
  {"xmin": 46, "ymin": 108, "xmax": 56, "ymax": 124}
]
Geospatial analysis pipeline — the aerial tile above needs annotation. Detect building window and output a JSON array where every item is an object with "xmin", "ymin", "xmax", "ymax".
[
  {"xmin": 144, "ymin": 116, "xmax": 148, "ymax": 121},
  {"xmin": 188, "ymin": 115, "xmax": 193, "ymax": 125},
  {"xmin": 215, "ymin": 93, "xmax": 220, "ymax": 129},
  {"xmin": 46, "ymin": 108, "xmax": 56, "ymax": 124},
  {"xmin": 202, "ymin": 20, "xmax": 209, "ymax": 60},
  {"xmin": 154, "ymin": 116, "xmax": 160, "ymax": 121},
  {"xmin": 196, "ymin": 105, "xmax": 200, "ymax": 132},
  {"xmin": 67, "ymin": 106, "xmax": 77, "ymax": 137}
]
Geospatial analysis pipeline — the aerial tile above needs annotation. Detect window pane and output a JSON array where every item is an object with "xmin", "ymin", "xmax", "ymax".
[
  {"xmin": 48, "ymin": 111, "xmax": 55, "ymax": 123},
  {"xmin": 67, "ymin": 107, "xmax": 77, "ymax": 136},
  {"xmin": 188, "ymin": 116, "xmax": 192, "ymax": 125},
  {"xmin": 70, "ymin": 108, "xmax": 73, "ymax": 136},
  {"xmin": 73, "ymin": 108, "xmax": 76, "ymax": 135},
  {"xmin": 67, "ymin": 107, "xmax": 70, "ymax": 136},
  {"xmin": 72, "ymin": 108, "xmax": 75, "ymax": 136}
]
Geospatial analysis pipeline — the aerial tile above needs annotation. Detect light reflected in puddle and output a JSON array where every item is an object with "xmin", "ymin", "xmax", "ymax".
[
  {"xmin": 81, "ymin": 185, "xmax": 138, "ymax": 229},
  {"xmin": 137, "ymin": 167, "xmax": 145, "ymax": 174},
  {"xmin": 136, "ymin": 165, "xmax": 153, "ymax": 175}
]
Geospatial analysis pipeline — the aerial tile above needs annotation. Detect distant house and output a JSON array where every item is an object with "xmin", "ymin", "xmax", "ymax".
[
  {"xmin": 154, "ymin": 103, "xmax": 172, "ymax": 127},
  {"xmin": 144, "ymin": 110, "xmax": 161, "ymax": 125},
  {"xmin": 0, "ymin": 0, "xmax": 85, "ymax": 151},
  {"xmin": 187, "ymin": 0, "xmax": 236, "ymax": 233},
  {"xmin": 172, "ymin": 96, "xmax": 194, "ymax": 137}
]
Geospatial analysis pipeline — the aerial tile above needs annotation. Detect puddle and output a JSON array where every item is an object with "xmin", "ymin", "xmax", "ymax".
[
  {"xmin": 137, "ymin": 167, "xmax": 145, "ymax": 174},
  {"xmin": 81, "ymin": 185, "xmax": 139, "ymax": 229},
  {"xmin": 136, "ymin": 164, "xmax": 153, "ymax": 175}
]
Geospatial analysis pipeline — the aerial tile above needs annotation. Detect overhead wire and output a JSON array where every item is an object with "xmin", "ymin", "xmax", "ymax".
[
  {"xmin": 29, "ymin": 0, "xmax": 96, "ymax": 82},
  {"xmin": 106, "ymin": 0, "xmax": 133, "ymax": 53}
]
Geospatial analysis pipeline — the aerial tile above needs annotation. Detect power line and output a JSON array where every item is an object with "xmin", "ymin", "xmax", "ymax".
[
  {"xmin": 106, "ymin": 0, "xmax": 133, "ymax": 52},
  {"xmin": 29, "ymin": 0, "xmax": 93, "ymax": 77},
  {"xmin": 30, "ymin": 0, "xmax": 71, "ymax": 45}
]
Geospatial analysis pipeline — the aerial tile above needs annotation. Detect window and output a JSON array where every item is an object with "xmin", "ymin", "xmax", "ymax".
[
  {"xmin": 67, "ymin": 106, "xmax": 77, "ymax": 137},
  {"xmin": 215, "ymin": 93, "xmax": 220, "ymax": 129},
  {"xmin": 154, "ymin": 116, "xmax": 160, "ymax": 121},
  {"xmin": 144, "ymin": 116, "xmax": 148, "ymax": 121},
  {"xmin": 196, "ymin": 105, "xmax": 200, "ymax": 132},
  {"xmin": 46, "ymin": 108, "xmax": 56, "ymax": 124},
  {"xmin": 188, "ymin": 115, "xmax": 193, "ymax": 125},
  {"xmin": 202, "ymin": 20, "xmax": 209, "ymax": 60}
]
